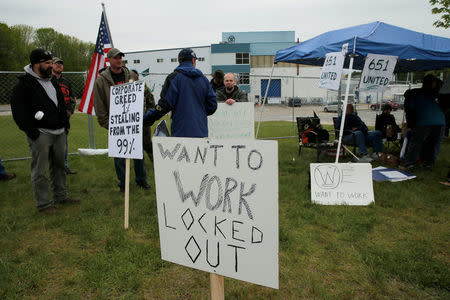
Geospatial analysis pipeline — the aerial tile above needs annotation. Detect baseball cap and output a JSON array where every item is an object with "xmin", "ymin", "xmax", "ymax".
[
  {"xmin": 30, "ymin": 49, "xmax": 53, "ymax": 65},
  {"xmin": 53, "ymin": 57, "xmax": 63, "ymax": 64},
  {"xmin": 107, "ymin": 48, "xmax": 124, "ymax": 59},
  {"xmin": 178, "ymin": 48, "xmax": 197, "ymax": 62}
]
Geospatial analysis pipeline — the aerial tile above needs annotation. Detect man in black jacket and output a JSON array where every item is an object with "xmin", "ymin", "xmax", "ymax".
[
  {"xmin": 52, "ymin": 57, "xmax": 77, "ymax": 175},
  {"xmin": 11, "ymin": 49, "xmax": 79, "ymax": 214}
]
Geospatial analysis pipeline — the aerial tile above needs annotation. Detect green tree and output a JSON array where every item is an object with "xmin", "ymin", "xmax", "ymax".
[{"xmin": 430, "ymin": 0, "xmax": 450, "ymax": 28}]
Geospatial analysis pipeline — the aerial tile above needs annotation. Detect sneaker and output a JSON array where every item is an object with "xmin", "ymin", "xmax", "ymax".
[
  {"xmin": 0, "ymin": 173, "xmax": 16, "ymax": 181},
  {"xmin": 65, "ymin": 168, "xmax": 77, "ymax": 175},
  {"xmin": 440, "ymin": 180, "xmax": 450, "ymax": 187},
  {"xmin": 370, "ymin": 152, "xmax": 380, "ymax": 161},
  {"xmin": 137, "ymin": 182, "xmax": 151, "ymax": 190},
  {"xmin": 40, "ymin": 206, "xmax": 57, "ymax": 214},
  {"xmin": 399, "ymin": 164, "xmax": 415, "ymax": 171},
  {"xmin": 358, "ymin": 155, "xmax": 373, "ymax": 163}
]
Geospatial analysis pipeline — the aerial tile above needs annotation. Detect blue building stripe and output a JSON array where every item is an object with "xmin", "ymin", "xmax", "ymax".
[
  {"xmin": 211, "ymin": 65, "xmax": 250, "ymax": 73},
  {"xmin": 211, "ymin": 43, "xmax": 250, "ymax": 53}
]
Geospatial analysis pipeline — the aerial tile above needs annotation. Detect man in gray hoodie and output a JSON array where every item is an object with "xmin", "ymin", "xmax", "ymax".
[{"xmin": 11, "ymin": 49, "xmax": 79, "ymax": 214}]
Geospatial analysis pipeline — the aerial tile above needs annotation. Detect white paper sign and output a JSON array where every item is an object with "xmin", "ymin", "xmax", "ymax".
[
  {"xmin": 108, "ymin": 81, "xmax": 144, "ymax": 159},
  {"xmin": 310, "ymin": 163, "xmax": 374, "ymax": 205},
  {"xmin": 208, "ymin": 103, "xmax": 254, "ymax": 139},
  {"xmin": 359, "ymin": 53, "xmax": 397, "ymax": 92},
  {"xmin": 152, "ymin": 137, "xmax": 279, "ymax": 289},
  {"xmin": 318, "ymin": 52, "xmax": 345, "ymax": 91}
]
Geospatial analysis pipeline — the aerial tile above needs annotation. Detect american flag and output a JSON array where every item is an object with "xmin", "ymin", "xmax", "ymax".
[{"xmin": 78, "ymin": 12, "xmax": 112, "ymax": 114}]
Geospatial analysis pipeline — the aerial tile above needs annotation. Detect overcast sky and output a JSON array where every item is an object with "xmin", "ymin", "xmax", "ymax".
[{"xmin": 1, "ymin": 0, "xmax": 449, "ymax": 52}]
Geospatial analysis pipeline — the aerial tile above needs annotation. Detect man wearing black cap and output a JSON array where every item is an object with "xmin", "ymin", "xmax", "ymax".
[
  {"xmin": 143, "ymin": 48, "xmax": 217, "ymax": 137},
  {"xmin": 52, "ymin": 57, "xmax": 77, "ymax": 175},
  {"xmin": 210, "ymin": 69, "xmax": 224, "ymax": 92},
  {"xmin": 11, "ymin": 49, "xmax": 79, "ymax": 214},
  {"xmin": 93, "ymin": 48, "xmax": 150, "ymax": 192}
]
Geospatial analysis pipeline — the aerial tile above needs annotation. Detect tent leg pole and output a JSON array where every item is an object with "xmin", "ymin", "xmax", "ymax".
[
  {"xmin": 335, "ymin": 55, "xmax": 355, "ymax": 163},
  {"xmin": 256, "ymin": 63, "xmax": 275, "ymax": 139}
]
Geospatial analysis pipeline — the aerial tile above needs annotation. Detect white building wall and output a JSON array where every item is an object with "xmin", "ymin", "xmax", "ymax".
[
  {"xmin": 249, "ymin": 66, "xmax": 327, "ymax": 104},
  {"xmin": 210, "ymin": 53, "xmax": 236, "ymax": 66}
]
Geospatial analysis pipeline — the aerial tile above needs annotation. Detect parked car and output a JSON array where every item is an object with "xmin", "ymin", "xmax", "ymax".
[
  {"xmin": 287, "ymin": 97, "xmax": 302, "ymax": 107},
  {"xmin": 324, "ymin": 101, "xmax": 344, "ymax": 112},
  {"xmin": 370, "ymin": 100, "xmax": 400, "ymax": 111}
]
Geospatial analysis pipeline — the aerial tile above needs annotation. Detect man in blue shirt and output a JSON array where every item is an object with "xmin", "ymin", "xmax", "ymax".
[{"xmin": 143, "ymin": 48, "xmax": 217, "ymax": 137}]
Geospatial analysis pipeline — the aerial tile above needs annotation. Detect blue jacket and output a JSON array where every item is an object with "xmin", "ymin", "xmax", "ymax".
[
  {"xmin": 405, "ymin": 88, "xmax": 445, "ymax": 127},
  {"xmin": 144, "ymin": 62, "xmax": 217, "ymax": 137}
]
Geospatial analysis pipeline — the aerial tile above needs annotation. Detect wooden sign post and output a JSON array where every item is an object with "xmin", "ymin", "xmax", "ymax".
[
  {"xmin": 210, "ymin": 273, "xmax": 224, "ymax": 300},
  {"xmin": 108, "ymin": 80, "xmax": 145, "ymax": 230}
]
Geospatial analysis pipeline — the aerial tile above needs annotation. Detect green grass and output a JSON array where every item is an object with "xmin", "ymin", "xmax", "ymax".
[{"xmin": 0, "ymin": 116, "xmax": 449, "ymax": 299}]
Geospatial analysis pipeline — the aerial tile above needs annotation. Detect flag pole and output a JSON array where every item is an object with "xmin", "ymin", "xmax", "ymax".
[{"xmin": 102, "ymin": 3, "xmax": 114, "ymax": 47}]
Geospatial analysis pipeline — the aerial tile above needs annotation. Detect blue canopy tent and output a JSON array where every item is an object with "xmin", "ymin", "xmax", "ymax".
[
  {"xmin": 274, "ymin": 21, "xmax": 450, "ymax": 72},
  {"xmin": 256, "ymin": 22, "xmax": 450, "ymax": 162}
]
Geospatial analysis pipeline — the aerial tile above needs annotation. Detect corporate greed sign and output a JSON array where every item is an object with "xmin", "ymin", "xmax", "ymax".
[
  {"xmin": 208, "ymin": 103, "xmax": 254, "ymax": 139},
  {"xmin": 359, "ymin": 53, "xmax": 398, "ymax": 92},
  {"xmin": 152, "ymin": 137, "xmax": 279, "ymax": 289},
  {"xmin": 318, "ymin": 52, "xmax": 345, "ymax": 91},
  {"xmin": 108, "ymin": 80, "xmax": 144, "ymax": 159}
]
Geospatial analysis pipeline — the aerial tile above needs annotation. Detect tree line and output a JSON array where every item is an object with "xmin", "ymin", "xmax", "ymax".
[{"xmin": 0, "ymin": 22, "xmax": 94, "ymax": 71}]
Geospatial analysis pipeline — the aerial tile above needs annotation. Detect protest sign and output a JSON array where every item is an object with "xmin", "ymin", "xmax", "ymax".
[
  {"xmin": 152, "ymin": 137, "xmax": 279, "ymax": 289},
  {"xmin": 108, "ymin": 80, "xmax": 144, "ymax": 159},
  {"xmin": 318, "ymin": 52, "xmax": 345, "ymax": 90},
  {"xmin": 359, "ymin": 53, "xmax": 397, "ymax": 92},
  {"xmin": 208, "ymin": 103, "xmax": 254, "ymax": 139},
  {"xmin": 310, "ymin": 163, "xmax": 374, "ymax": 205}
]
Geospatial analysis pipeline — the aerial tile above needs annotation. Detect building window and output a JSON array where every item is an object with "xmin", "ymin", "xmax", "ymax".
[
  {"xmin": 157, "ymin": 58, "xmax": 164, "ymax": 63},
  {"xmin": 237, "ymin": 73, "xmax": 249, "ymax": 84},
  {"xmin": 236, "ymin": 53, "xmax": 249, "ymax": 64},
  {"xmin": 133, "ymin": 59, "xmax": 140, "ymax": 64},
  {"xmin": 198, "ymin": 57, "xmax": 205, "ymax": 62},
  {"xmin": 171, "ymin": 58, "xmax": 177, "ymax": 62}
]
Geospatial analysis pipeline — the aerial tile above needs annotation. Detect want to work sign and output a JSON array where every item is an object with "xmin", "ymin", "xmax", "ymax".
[{"xmin": 152, "ymin": 137, "xmax": 279, "ymax": 289}]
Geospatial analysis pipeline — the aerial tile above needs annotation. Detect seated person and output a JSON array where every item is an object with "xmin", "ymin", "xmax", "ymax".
[
  {"xmin": 336, "ymin": 104, "xmax": 383, "ymax": 162},
  {"xmin": 216, "ymin": 73, "xmax": 248, "ymax": 105},
  {"xmin": 375, "ymin": 103, "xmax": 401, "ymax": 140}
]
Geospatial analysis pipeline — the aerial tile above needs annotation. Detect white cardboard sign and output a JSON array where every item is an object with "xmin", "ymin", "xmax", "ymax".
[
  {"xmin": 318, "ymin": 52, "xmax": 345, "ymax": 91},
  {"xmin": 359, "ymin": 53, "xmax": 397, "ymax": 92},
  {"xmin": 208, "ymin": 103, "xmax": 254, "ymax": 139},
  {"xmin": 108, "ymin": 80, "xmax": 144, "ymax": 159},
  {"xmin": 152, "ymin": 137, "xmax": 279, "ymax": 289},
  {"xmin": 310, "ymin": 163, "xmax": 374, "ymax": 205}
]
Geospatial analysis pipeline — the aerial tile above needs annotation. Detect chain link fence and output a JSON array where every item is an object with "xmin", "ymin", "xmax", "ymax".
[{"xmin": 1, "ymin": 70, "xmax": 409, "ymax": 160}]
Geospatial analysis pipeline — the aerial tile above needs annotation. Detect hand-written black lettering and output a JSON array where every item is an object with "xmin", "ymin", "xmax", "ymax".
[
  {"xmin": 214, "ymin": 216, "xmax": 227, "ymax": 239},
  {"xmin": 163, "ymin": 202, "xmax": 176, "ymax": 230},
  {"xmin": 232, "ymin": 145, "xmax": 245, "ymax": 169},
  {"xmin": 239, "ymin": 183, "xmax": 255, "ymax": 220},
  {"xmin": 158, "ymin": 143, "xmax": 181, "ymax": 159},
  {"xmin": 232, "ymin": 221, "xmax": 245, "ymax": 242},
  {"xmin": 209, "ymin": 144, "xmax": 224, "ymax": 167},
  {"xmin": 227, "ymin": 244, "xmax": 246, "ymax": 272},
  {"xmin": 206, "ymin": 239, "xmax": 220, "ymax": 268},
  {"xmin": 247, "ymin": 150, "xmax": 263, "ymax": 170},
  {"xmin": 177, "ymin": 146, "xmax": 191, "ymax": 163}
]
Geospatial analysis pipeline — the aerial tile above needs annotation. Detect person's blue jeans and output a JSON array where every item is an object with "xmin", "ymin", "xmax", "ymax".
[
  {"xmin": 0, "ymin": 156, "xmax": 6, "ymax": 178},
  {"xmin": 406, "ymin": 125, "xmax": 443, "ymax": 166},
  {"xmin": 114, "ymin": 157, "xmax": 147, "ymax": 188},
  {"xmin": 343, "ymin": 130, "xmax": 383, "ymax": 155}
]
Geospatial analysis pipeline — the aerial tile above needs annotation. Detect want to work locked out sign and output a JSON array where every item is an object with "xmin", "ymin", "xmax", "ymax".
[
  {"xmin": 152, "ymin": 137, "xmax": 279, "ymax": 289},
  {"xmin": 310, "ymin": 163, "xmax": 374, "ymax": 205},
  {"xmin": 108, "ymin": 80, "xmax": 144, "ymax": 159},
  {"xmin": 318, "ymin": 52, "xmax": 345, "ymax": 91},
  {"xmin": 359, "ymin": 53, "xmax": 397, "ymax": 92},
  {"xmin": 208, "ymin": 103, "xmax": 254, "ymax": 139}
]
